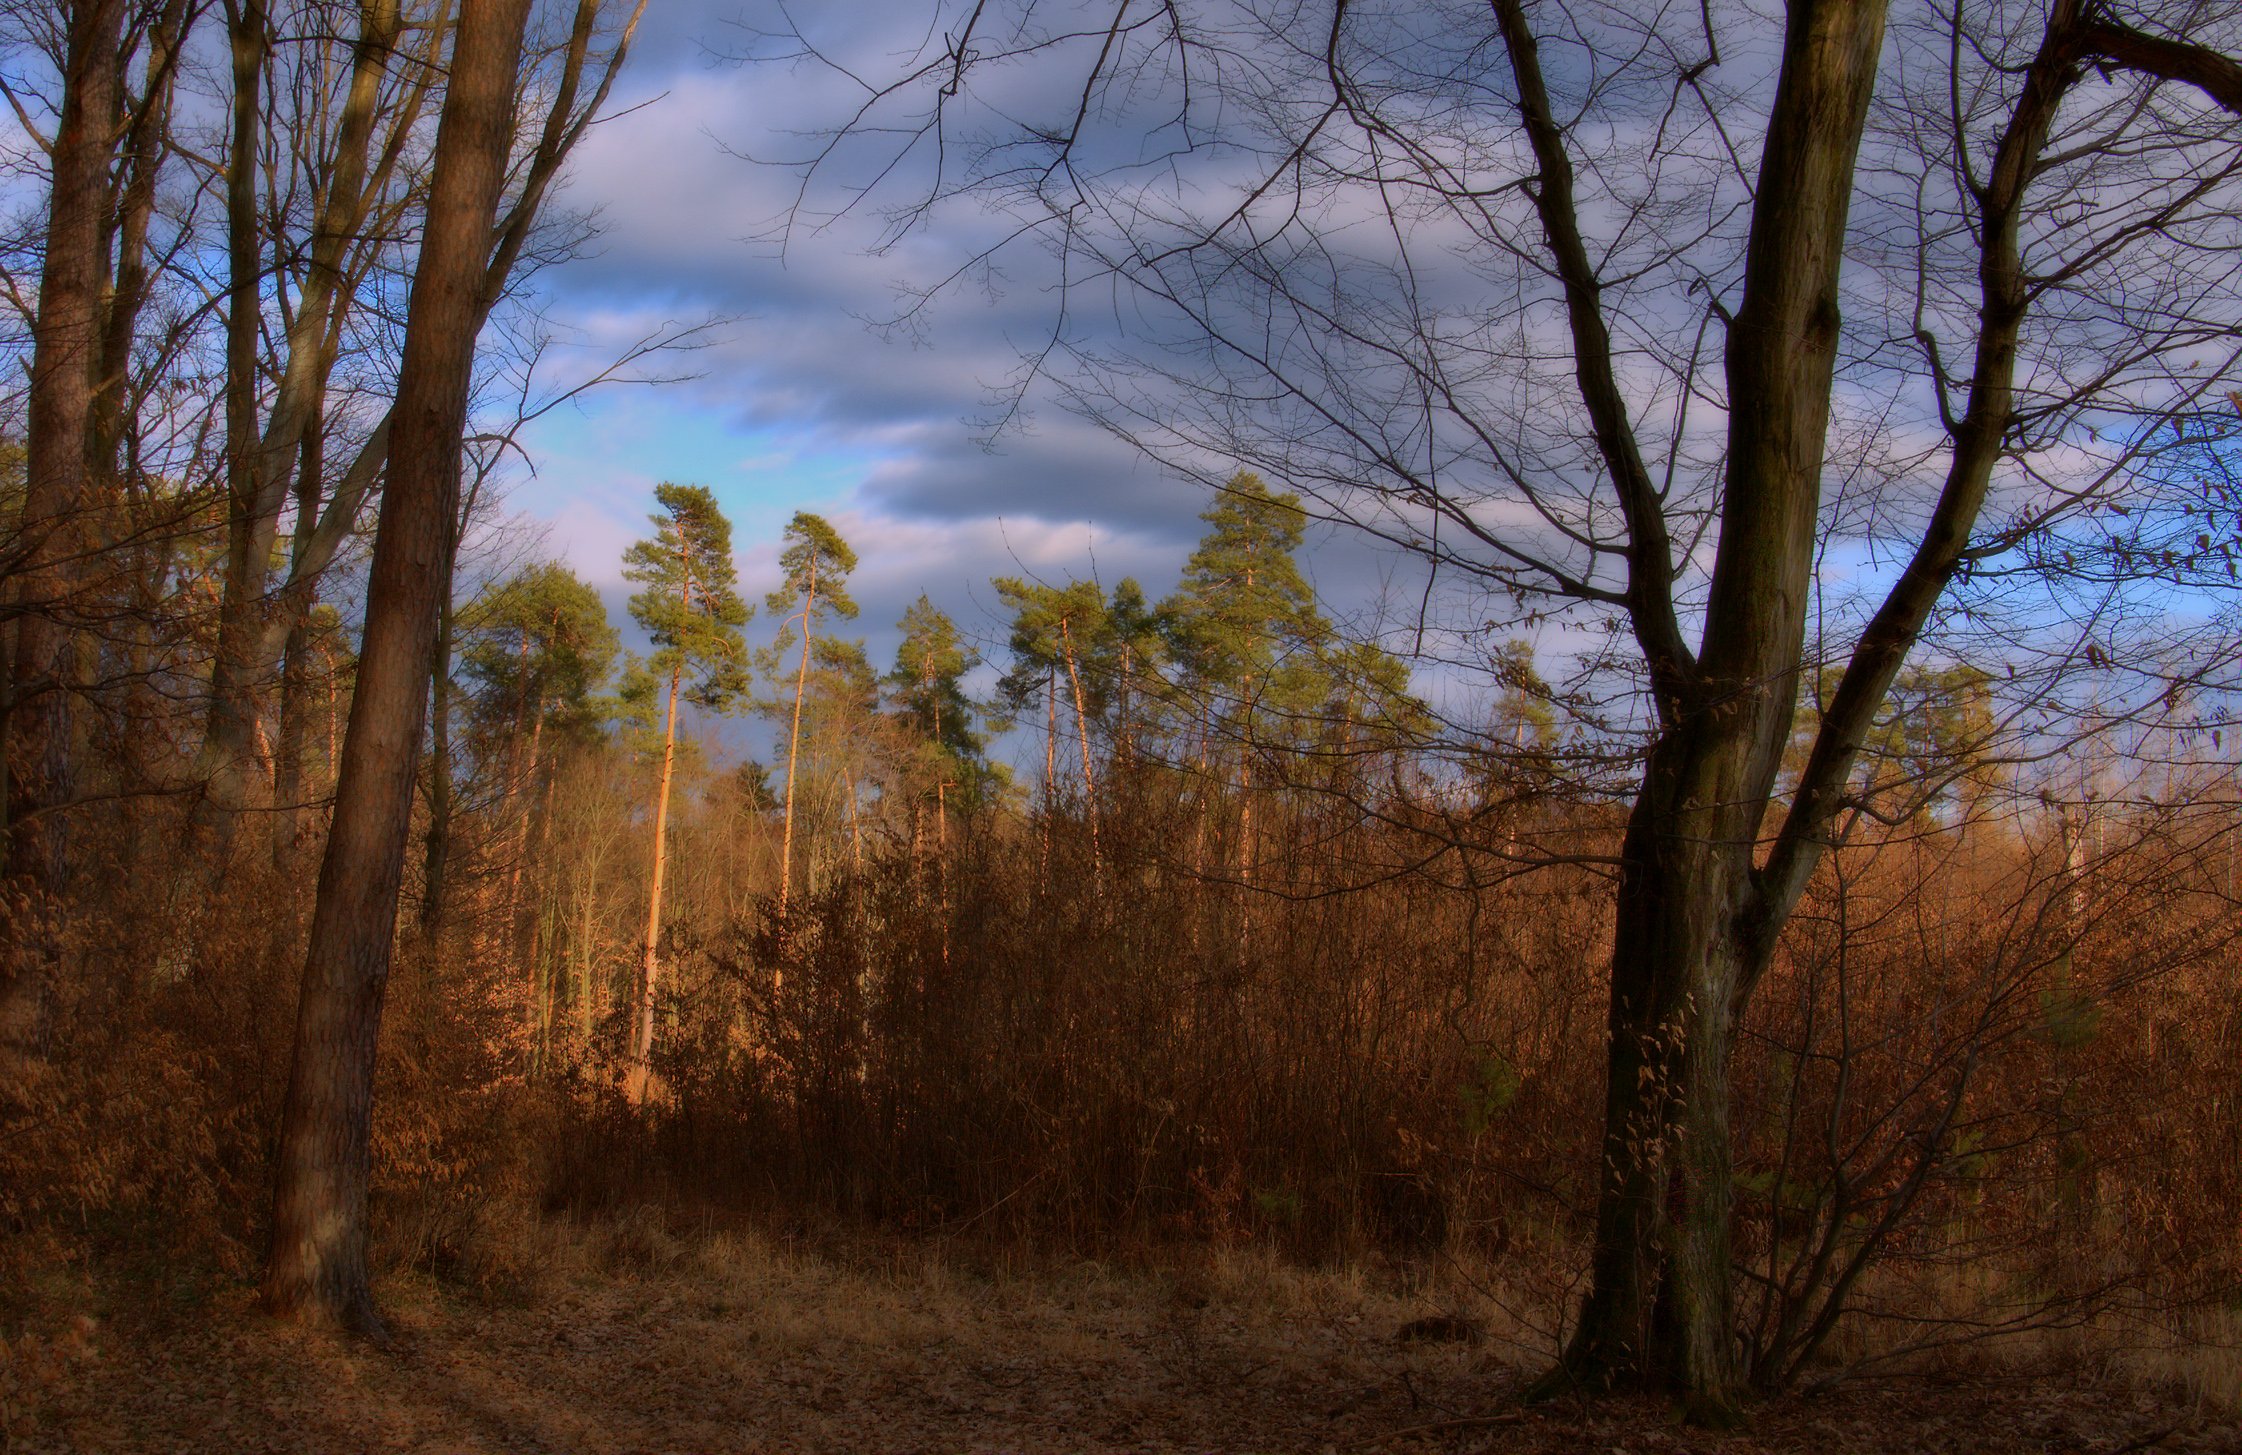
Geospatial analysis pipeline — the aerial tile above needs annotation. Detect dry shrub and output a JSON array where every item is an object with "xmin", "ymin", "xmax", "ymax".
[
  {"xmin": 614, "ymin": 794, "xmax": 1610, "ymax": 1266},
  {"xmin": 6, "ymin": 740, "xmax": 2235, "ymax": 1405},
  {"xmin": 0, "ymin": 810, "xmax": 567, "ymax": 1324},
  {"xmin": 1, "ymin": 828, "xmax": 301, "ymax": 1307}
]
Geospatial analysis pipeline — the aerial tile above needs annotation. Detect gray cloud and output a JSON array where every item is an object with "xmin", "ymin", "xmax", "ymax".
[{"xmin": 509, "ymin": 0, "xmax": 1511, "ymax": 745}]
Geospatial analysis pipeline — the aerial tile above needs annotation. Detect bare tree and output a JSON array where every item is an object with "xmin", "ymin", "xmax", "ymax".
[
  {"xmin": 262, "ymin": 0, "xmax": 534, "ymax": 1333},
  {"xmin": 205, "ymin": 0, "xmax": 653, "ymax": 815},
  {"xmin": 767, "ymin": 0, "xmax": 2242, "ymax": 1413},
  {"xmin": 1, "ymin": 0, "xmax": 130, "ymax": 1058}
]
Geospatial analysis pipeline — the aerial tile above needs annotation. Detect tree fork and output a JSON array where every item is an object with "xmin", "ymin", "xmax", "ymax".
[{"xmin": 263, "ymin": 0, "xmax": 533, "ymax": 1334}]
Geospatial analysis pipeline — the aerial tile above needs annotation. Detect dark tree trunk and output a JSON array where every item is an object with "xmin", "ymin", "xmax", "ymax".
[
  {"xmin": 1559, "ymin": 731, "xmax": 1769, "ymax": 1409},
  {"xmin": 262, "ymin": 0, "xmax": 532, "ymax": 1332},
  {"xmin": 206, "ymin": 0, "xmax": 272, "ymax": 810},
  {"xmin": 2, "ymin": 0, "xmax": 128, "ymax": 1057},
  {"xmin": 273, "ymin": 406, "xmax": 328, "ymax": 862},
  {"xmin": 1535, "ymin": 0, "xmax": 1892, "ymax": 1417}
]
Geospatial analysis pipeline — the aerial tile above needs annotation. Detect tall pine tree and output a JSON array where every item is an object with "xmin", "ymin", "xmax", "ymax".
[
  {"xmin": 766, "ymin": 512, "xmax": 857, "ymax": 911},
  {"xmin": 887, "ymin": 596, "xmax": 988, "ymax": 872},
  {"xmin": 621, "ymin": 483, "xmax": 749, "ymax": 1102}
]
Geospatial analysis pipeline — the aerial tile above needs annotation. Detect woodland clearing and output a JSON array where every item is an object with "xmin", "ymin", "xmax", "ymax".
[{"xmin": 4, "ymin": 1219, "xmax": 2235, "ymax": 1455}]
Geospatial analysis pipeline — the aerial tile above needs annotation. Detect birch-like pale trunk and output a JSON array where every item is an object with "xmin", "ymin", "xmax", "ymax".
[
  {"xmin": 627, "ymin": 662, "xmax": 683, "ymax": 1104},
  {"xmin": 778, "ymin": 553, "xmax": 817, "ymax": 913}
]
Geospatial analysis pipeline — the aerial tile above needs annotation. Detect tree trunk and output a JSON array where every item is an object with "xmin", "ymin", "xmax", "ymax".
[
  {"xmin": 90, "ymin": 0, "xmax": 189, "ymax": 492},
  {"xmin": 627, "ymin": 665, "xmax": 682, "ymax": 1103},
  {"xmin": 1041, "ymin": 669, "xmax": 1057, "ymax": 875},
  {"xmin": 5, "ymin": 0, "xmax": 126, "ymax": 889},
  {"xmin": 1060, "ymin": 617, "xmax": 1100, "ymax": 878},
  {"xmin": 507, "ymin": 710, "xmax": 546, "ymax": 940},
  {"xmin": 273, "ymin": 409, "xmax": 328, "ymax": 863},
  {"xmin": 1554, "ymin": 729, "xmax": 1764, "ymax": 1411},
  {"xmin": 207, "ymin": 0, "xmax": 412, "ymax": 792},
  {"xmin": 526, "ymin": 759, "xmax": 559, "ymax": 1064},
  {"xmin": 778, "ymin": 555, "xmax": 816, "ymax": 912},
  {"xmin": 418, "ymin": 565, "xmax": 458, "ymax": 931},
  {"xmin": 2, "ymin": 0, "xmax": 127, "ymax": 1064},
  {"xmin": 1507, "ymin": 0, "xmax": 1889, "ymax": 1416},
  {"xmin": 262, "ymin": 0, "xmax": 531, "ymax": 1333},
  {"xmin": 206, "ymin": 0, "xmax": 272, "ymax": 812}
]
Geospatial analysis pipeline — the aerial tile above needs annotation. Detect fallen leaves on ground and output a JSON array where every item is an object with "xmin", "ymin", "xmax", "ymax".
[{"xmin": 4, "ymin": 1235, "xmax": 2232, "ymax": 1454}]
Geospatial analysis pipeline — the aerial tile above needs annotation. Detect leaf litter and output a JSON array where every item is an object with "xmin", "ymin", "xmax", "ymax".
[{"xmin": 4, "ymin": 1230, "xmax": 2233, "ymax": 1454}]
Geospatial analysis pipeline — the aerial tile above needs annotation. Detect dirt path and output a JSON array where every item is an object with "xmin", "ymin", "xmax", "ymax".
[{"xmin": 5, "ymin": 1234, "xmax": 2231, "ymax": 1453}]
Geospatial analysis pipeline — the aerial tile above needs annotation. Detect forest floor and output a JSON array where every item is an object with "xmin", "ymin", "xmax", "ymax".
[{"xmin": 3, "ymin": 1215, "xmax": 2234, "ymax": 1455}]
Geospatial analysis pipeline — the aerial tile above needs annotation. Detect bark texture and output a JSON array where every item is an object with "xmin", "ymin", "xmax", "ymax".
[
  {"xmin": 2, "ymin": 0, "xmax": 128, "ymax": 1063},
  {"xmin": 1542, "ymin": 0, "xmax": 1892, "ymax": 1413},
  {"xmin": 263, "ymin": 0, "xmax": 532, "ymax": 1331},
  {"xmin": 6, "ymin": 0, "xmax": 127, "ymax": 888}
]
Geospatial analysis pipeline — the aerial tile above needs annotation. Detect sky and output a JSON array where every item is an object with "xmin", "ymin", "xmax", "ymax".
[
  {"xmin": 496, "ymin": 0, "xmax": 1361, "ymax": 729},
  {"xmin": 480, "ymin": 0, "xmax": 2242, "ymax": 778}
]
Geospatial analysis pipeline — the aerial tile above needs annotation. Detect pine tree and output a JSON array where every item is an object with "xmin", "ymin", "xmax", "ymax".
[
  {"xmin": 460, "ymin": 562, "xmax": 620, "ymax": 739},
  {"xmin": 1158, "ymin": 472, "xmax": 1338, "ymax": 885},
  {"xmin": 620, "ymin": 483, "xmax": 749, "ymax": 1102},
  {"xmin": 1160, "ymin": 472, "xmax": 1332, "ymax": 732},
  {"xmin": 1102, "ymin": 578, "xmax": 1167, "ymax": 772},
  {"xmin": 766, "ymin": 512, "xmax": 857, "ymax": 912},
  {"xmin": 886, "ymin": 595, "xmax": 987, "ymax": 875},
  {"xmin": 458, "ymin": 562, "xmax": 618, "ymax": 1044},
  {"xmin": 994, "ymin": 576, "xmax": 1109, "ymax": 873}
]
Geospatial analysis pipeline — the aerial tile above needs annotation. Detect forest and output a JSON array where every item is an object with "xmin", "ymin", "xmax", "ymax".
[{"xmin": 3, "ymin": 0, "xmax": 2242, "ymax": 1451}]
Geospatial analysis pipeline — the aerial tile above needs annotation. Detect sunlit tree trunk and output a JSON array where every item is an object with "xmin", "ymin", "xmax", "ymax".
[
  {"xmin": 627, "ymin": 663, "xmax": 683, "ymax": 1103},
  {"xmin": 526, "ymin": 760, "xmax": 559, "ymax": 1063},
  {"xmin": 1041, "ymin": 670, "xmax": 1057, "ymax": 875},
  {"xmin": 1060, "ymin": 616, "xmax": 1100, "ymax": 879},
  {"xmin": 263, "ymin": 0, "xmax": 532, "ymax": 1333},
  {"xmin": 778, "ymin": 553, "xmax": 817, "ymax": 912}
]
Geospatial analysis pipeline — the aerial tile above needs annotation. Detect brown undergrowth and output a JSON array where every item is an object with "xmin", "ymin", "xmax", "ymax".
[{"xmin": 4, "ymin": 1208, "xmax": 2236, "ymax": 1454}]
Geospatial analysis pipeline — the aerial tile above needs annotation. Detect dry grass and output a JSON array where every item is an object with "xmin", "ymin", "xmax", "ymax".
[{"xmin": 5, "ymin": 1209, "xmax": 2235, "ymax": 1455}]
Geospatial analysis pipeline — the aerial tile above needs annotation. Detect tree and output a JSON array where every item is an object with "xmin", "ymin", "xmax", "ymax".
[
  {"xmin": 263, "ymin": 0, "xmax": 537, "ymax": 1333},
  {"xmin": 461, "ymin": 562, "xmax": 621, "ymax": 743},
  {"xmin": 1158, "ymin": 473, "xmax": 1341, "ymax": 886},
  {"xmin": 1, "ymin": 0, "xmax": 129, "ymax": 1062},
  {"xmin": 621, "ymin": 483, "xmax": 749, "ymax": 1101},
  {"xmin": 766, "ymin": 512, "xmax": 857, "ymax": 912},
  {"xmin": 774, "ymin": 0, "xmax": 2242, "ymax": 1413},
  {"xmin": 1101, "ymin": 578, "xmax": 1166, "ymax": 772},
  {"xmin": 1160, "ymin": 473, "xmax": 1336, "ymax": 743},
  {"xmin": 993, "ymin": 576, "xmax": 1109, "ymax": 870},
  {"xmin": 204, "ymin": 0, "xmax": 441, "ymax": 808},
  {"xmin": 459, "ymin": 560, "xmax": 620, "ymax": 968},
  {"xmin": 205, "ymin": 0, "xmax": 653, "ymax": 817},
  {"xmin": 886, "ymin": 595, "xmax": 988, "ymax": 853}
]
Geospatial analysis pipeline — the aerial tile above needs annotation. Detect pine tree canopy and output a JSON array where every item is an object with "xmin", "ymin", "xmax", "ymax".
[
  {"xmin": 767, "ymin": 511, "xmax": 860, "ymax": 624},
  {"xmin": 623, "ymin": 482, "xmax": 752, "ymax": 708}
]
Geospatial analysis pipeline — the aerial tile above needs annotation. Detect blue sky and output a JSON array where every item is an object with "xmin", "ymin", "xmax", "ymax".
[
  {"xmin": 476, "ymin": 0, "xmax": 2242, "ymax": 775},
  {"xmin": 489, "ymin": 2, "xmax": 1268, "ymax": 713}
]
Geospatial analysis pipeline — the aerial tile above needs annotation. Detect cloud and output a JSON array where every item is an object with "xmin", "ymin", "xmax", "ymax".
[{"xmin": 505, "ymin": 0, "xmax": 1549, "ymax": 736}]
